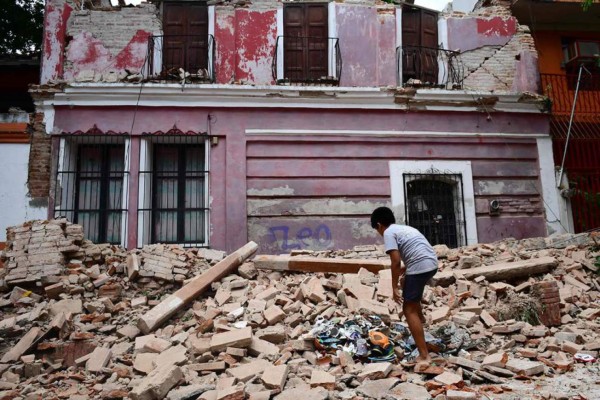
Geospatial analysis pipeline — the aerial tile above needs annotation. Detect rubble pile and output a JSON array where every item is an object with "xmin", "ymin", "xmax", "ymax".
[
  {"xmin": 0, "ymin": 220, "xmax": 599, "ymax": 400},
  {"xmin": 2, "ymin": 220, "xmax": 118, "ymax": 287},
  {"xmin": 130, "ymin": 246, "xmax": 223, "ymax": 288}
]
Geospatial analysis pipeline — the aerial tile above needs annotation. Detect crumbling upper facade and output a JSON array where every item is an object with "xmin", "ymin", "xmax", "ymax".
[{"xmin": 28, "ymin": 0, "xmax": 569, "ymax": 253}]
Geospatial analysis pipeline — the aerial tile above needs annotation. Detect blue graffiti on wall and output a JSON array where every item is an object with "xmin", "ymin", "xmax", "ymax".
[{"xmin": 268, "ymin": 224, "xmax": 332, "ymax": 251}]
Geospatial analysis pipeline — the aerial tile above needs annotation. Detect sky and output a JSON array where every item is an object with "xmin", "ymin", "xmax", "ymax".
[{"xmin": 117, "ymin": 0, "xmax": 450, "ymax": 11}]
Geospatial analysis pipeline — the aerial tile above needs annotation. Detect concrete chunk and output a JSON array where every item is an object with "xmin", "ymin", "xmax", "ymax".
[
  {"xmin": 310, "ymin": 369, "xmax": 336, "ymax": 390},
  {"xmin": 447, "ymin": 390, "xmax": 477, "ymax": 400},
  {"xmin": 263, "ymin": 305, "xmax": 286, "ymax": 325},
  {"xmin": 227, "ymin": 359, "xmax": 271, "ymax": 382},
  {"xmin": 357, "ymin": 362, "xmax": 392, "ymax": 381},
  {"xmin": 434, "ymin": 371, "xmax": 464, "ymax": 386},
  {"xmin": 505, "ymin": 359, "xmax": 545, "ymax": 376},
  {"xmin": 433, "ymin": 256, "xmax": 558, "ymax": 286},
  {"xmin": 134, "ymin": 353, "xmax": 158, "ymax": 375},
  {"xmin": 86, "ymin": 347, "xmax": 112, "ymax": 373},
  {"xmin": 1, "ymin": 327, "xmax": 41, "ymax": 363},
  {"xmin": 248, "ymin": 337, "xmax": 280, "ymax": 358},
  {"xmin": 210, "ymin": 327, "xmax": 253, "ymax": 352},
  {"xmin": 130, "ymin": 364, "xmax": 184, "ymax": 400},
  {"xmin": 153, "ymin": 344, "xmax": 188, "ymax": 368},
  {"xmin": 261, "ymin": 364, "xmax": 289, "ymax": 391},
  {"xmin": 482, "ymin": 352, "xmax": 508, "ymax": 368},
  {"xmin": 430, "ymin": 306, "xmax": 450, "ymax": 323}
]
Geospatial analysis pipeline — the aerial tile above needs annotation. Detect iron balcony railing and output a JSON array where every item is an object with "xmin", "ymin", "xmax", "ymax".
[
  {"xmin": 541, "ymin": 73, "xmax": 600, "ymax": 116},
  {"xmin": 397, "ymin": 45, "xmax": 464, "ymax": 89},
  {"xmin": 147, "ymin": 34, "xmax": 215, "ymax": 83},
  {"xmin": 272, "ymin": 36, "xmax": 341, "ymax": 86}
]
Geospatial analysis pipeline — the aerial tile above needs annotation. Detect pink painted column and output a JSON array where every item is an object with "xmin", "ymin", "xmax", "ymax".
[
  {"xmin": 127, "ymin": 136, "xmax": 140, "ymax": 249},
  {"xmin": 41, "ymin": 0, "xmax": 72, "ymax": 83}
]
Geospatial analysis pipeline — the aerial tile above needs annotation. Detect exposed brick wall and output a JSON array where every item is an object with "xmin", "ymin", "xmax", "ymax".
[
  {"xmin": 64, "ymin": 3, "xmax": 161, "ymax": 81},
  {"xmin": 67, "ymin": 4, "xmax": 161, "ymax": 56},
  {"xmin": 27, "ymin": 112, "xmax": 52, "ymax": 199},
  {"xmin": 461, "ymin": 28, "xmax": 538, "ymax": 93}
]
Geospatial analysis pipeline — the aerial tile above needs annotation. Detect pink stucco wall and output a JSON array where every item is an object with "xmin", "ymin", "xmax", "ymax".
[
  {"xmin": 337, "ymin": 5, "xmax": 397, "ymax": 87},
  {"xmin": 215, "ymin": 8, "xmax": 236, "ymax": 84},
  {"xmin": 64, "ymin": 30, "xmax": 151, "ymax": 81},
  {"xmin": 447, "ymin": 17, "xmax": 517, "ymax": 52},
  {"xmin": 41, "ymin": 0, "xmax": 72, "ymax": 83},
  {"xmin": 234, "ymin": 9, "xmax": 277, "ymax": 85},
  {"xmin": 53, "ymin": 106, "xmax": 549, "ymax": 252}
]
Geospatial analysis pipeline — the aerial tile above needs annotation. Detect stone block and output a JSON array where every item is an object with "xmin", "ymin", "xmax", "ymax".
[
  {"xmin": 447, "ymin": 390, "xmax": 477, "ymax": 400},
  {"xmin": 505, "ymin": 359, "xmax": 544, "ymax": 376},
  {"xmin": 482, "ymin": 352, "xmax": 508, "ymax": 368},
  {"xmin": 227, "ymin": 359, "xmax": 271, "ymax": 382},
  {"xmin": 86, "ymin": 347, "xmax": 112, "ymax": 373},
  {"xmin": 261, "ymin": 364, "xmax": 289, "ymax": 391},
  {"xmin": 357, "ymin": 362, "xmax": 392, "ymax": 381},
  {"xmin": 210, "ymin": 327, "xmax": 253, "ymax": 352},
  {"xmin": 310, "ymin": 369, "xmax": 336, "ymax": 390},
  {"xmin": 130, "ymin": 364, "xmax": 184, "ymax": 400},
  {"xmin": 263, "ymin": 305, "xmax": 286, "ymax": 325},
  {"xmin": 430, "ymin": 306, "xmax": 450, "ymax": 323},
  {"xmin": 248, "ymin": 337, "xmax": 280, "ymax": 358}
]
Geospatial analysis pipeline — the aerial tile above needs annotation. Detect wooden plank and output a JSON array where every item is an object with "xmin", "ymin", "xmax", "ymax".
[
  {"xmin": 137, "ymin": 241, "xmax": 258, "ymax": 334},
  {"xmin": 254, "ymin": 255, "xmax": 390, "ymax": 274},
  {"xmin": 246, "ymin": 178, "xmax": 391, "ymax": 197},
  {"xmin": 1, "ymin": 327, "xmax": 41, "ymax": 363},
  {"xmin": 432, "ymin": 256, "xmax": 558, "ymax": 287}
]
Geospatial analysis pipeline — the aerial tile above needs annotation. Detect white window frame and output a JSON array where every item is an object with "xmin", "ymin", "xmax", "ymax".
[
  {"xmin": 55, "ymin": 136, "xmax": 129, "ymax": 247},
  {"xmin": 138, "ymin": 136, "xmax": 210, "ymax": 248},
  {"xmin": 389, "ymin": 160, "xmax": 478, "ymax": 246}
]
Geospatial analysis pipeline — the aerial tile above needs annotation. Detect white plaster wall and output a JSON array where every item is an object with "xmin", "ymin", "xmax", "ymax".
[
  {"xmin": 0, "ymin": 144, "xmax": 48, "ymax": 242},
  {"xmin": 451, "ymin": 0, "xmax": 478, "ymax": 13}
]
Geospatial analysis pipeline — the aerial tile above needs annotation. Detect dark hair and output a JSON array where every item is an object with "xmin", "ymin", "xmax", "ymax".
[{"xmin": 370, "ymin": 207, "xmax": 396, "ymax": 229}]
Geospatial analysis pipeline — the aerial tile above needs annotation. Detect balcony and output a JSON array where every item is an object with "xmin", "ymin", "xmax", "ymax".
[
  {"xmin": 272, "ymin": 36, "xmax": 341, "ymax": 86},
  {"xmin": 147, "ymin": 35, "xmax": 215, "ymax": 83},
  {"xmin": 541, "ymin": 72, "xmax": 600, "ymax": 141},
  {"xmin": 541, "ymin": 73, "xmax": 600, "ymax": 117},
  {"xmin": 397, "ymin": 45, "xmax": 464, "ymax": 89}
]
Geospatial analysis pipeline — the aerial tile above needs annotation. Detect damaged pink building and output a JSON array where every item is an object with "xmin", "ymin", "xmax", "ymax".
[{"xmin": 30, "ymin": 0, "xmax": 572, "ymax": 253}]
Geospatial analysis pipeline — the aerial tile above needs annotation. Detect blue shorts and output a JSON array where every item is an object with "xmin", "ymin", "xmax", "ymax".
[{"xmin": 403, "ymin": 269, "xmax": 437, "ymax": 303}]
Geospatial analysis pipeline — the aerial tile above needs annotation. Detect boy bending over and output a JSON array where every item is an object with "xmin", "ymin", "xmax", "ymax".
[{"xmin": 370, "ymin": 206, "xmax": 439, "ymax": 372}]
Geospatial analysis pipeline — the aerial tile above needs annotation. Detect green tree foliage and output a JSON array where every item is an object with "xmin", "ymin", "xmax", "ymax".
[
  {"xmin": 0, "ymin": 0, "xmax": 44, "ymax": 56},
  {"xmin": 583, "ymin": 0, "xmax": 597, "ymax": 11}
]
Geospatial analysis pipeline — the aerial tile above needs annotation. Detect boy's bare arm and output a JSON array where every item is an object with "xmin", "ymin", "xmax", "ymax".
[{"xmin": 388, "ymin": 250, "xmax": 406, "ymax": 303}]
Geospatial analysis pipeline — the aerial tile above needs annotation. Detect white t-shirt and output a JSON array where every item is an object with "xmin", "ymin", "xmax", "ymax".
[{"xmin": 383, "ymin": 224, "xmax": 438, "ymax": 275}]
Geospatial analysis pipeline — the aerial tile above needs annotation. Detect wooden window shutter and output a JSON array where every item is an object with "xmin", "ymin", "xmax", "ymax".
[
  {"xmin": 283, "ymin": 3, "xmax": 328, "ymax": 82},
  {"xmin": 401, "ymin": 6, "xmax": 439, "ymax": 84},
  {"xmin": 163, "ymin": 2, "xmax": 209, "ymax": 73}
]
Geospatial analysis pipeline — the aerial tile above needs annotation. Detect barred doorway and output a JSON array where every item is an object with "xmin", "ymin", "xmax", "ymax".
[{"xmin": 403, "ymin": 173, "xmax": 467, "ymax": 248}]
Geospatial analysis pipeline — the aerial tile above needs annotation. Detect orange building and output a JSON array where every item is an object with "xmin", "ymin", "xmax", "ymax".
[{"xmin": 513, "ymin": 0, "xmax": 600, "ymax": 233}]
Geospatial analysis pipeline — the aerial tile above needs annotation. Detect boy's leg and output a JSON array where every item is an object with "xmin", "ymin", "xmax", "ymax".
[
  {"xmin": 402, "ymin": 269, "xmax": 437, "ymax": 368},
  {"xmin": 417, "ymin": 303, "xmax": 426, "ymax": 324},
  {"xmin": 403, "ymin": 301, "xmax": 430, "ymax": 363}
]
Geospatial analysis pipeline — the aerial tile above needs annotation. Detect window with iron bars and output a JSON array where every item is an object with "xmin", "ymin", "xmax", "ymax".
[
  {"xmin": 53, "ymin": 136, "xmax": 129, "ymax": 245},
  {"xmin": 403, "ymin": 173, "xmax": 467, "ymax": 248},
  {"xmin": 138, "ymin": 135, "xmax": 209, "ymax": 247}
]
